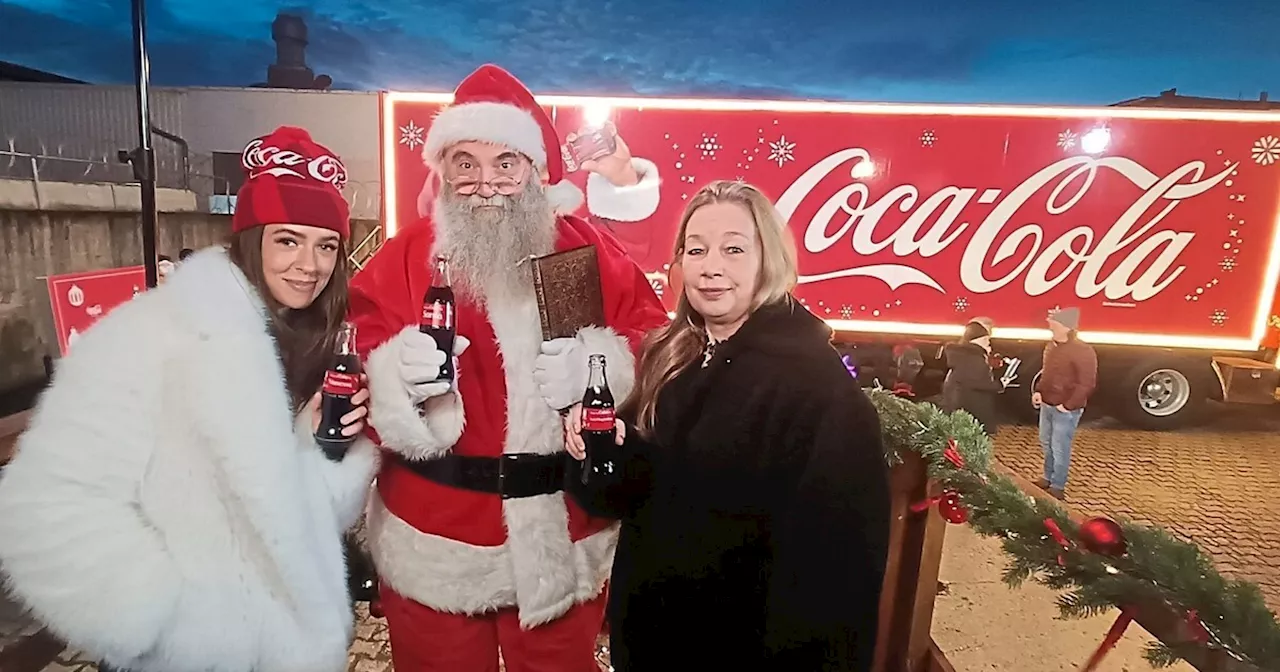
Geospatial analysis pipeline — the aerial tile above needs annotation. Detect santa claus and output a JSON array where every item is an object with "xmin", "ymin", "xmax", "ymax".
[{"xmin": 348, "ymin": 64, "xmax": 669, "ymax": 671}]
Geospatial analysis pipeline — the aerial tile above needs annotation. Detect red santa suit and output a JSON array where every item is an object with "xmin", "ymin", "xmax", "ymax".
[{"xmin": 349, "ymin": 64, "xmax": 668, "ymax": 672}]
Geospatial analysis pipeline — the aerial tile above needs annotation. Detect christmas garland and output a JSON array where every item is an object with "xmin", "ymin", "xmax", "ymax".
[{"xmin": 866, "ymin": 389, "xmax": 1280, "ymax": 670}]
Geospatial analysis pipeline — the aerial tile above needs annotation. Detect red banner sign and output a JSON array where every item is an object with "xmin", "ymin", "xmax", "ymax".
[
  {"xmin": 382, "ymin": 93, "xmax": 1280, "ymax": 351},
  {"xmin": 46, "ymin": 266, "xmax": 146, "ymax": 356}
]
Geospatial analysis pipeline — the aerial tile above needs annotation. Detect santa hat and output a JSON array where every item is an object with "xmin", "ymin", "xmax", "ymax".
[
  {"xmin": 423, "ymin": 64, "xmax": 584, "ymax": 214},
  {"xmin": 232, "ymin": 126, "xmax": 352, "ymax": 239}
]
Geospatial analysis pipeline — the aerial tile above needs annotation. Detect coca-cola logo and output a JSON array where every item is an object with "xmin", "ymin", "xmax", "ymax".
[
  {"xmin": 775, "ymin": 148, "xmax": 1236, "ymax": 303},
  {"xmin": 241, "ymin": 139, "xmax": 348, "ymax": 188}
]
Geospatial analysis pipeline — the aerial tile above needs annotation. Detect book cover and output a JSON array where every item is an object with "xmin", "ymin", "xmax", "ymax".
[{"xmin": 530, "ymin": 245, "xmax": 606, "ymax": 341}]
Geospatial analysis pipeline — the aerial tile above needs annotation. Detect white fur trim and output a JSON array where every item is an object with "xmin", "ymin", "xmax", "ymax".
[
  {"xmin": 423, "ymin": 101, "xmax": 547, "ymax": 169},
  {"xmin": 586, "ymin": 157, "xmax": 661, "ymax": 222},
  {"xmin": 364, "ymin": 326, "xmax": 464, "ymax": 460},
  {"xmin": 367, "ymin": 491, "xmax": 617, "ymax": 627},
  {"xmin": 576, "ymin": 325, "xmax": 638, "ymax": 404},
  {"xmin": 484, "ymin": 280, "xmax": 586, "ymax": 626},
  {"xmin": 297, "ymin": 412, "xmax": 380, "ymax": 533},
  {"xmin": 546, "ymin": 180, "xmax": 585, "ymax": 214}
]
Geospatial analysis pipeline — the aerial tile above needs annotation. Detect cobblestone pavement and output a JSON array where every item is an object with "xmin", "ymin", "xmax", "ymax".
[{"xmin": 995, "ymin": 403, "xmax": 1280, "ymax": 614}]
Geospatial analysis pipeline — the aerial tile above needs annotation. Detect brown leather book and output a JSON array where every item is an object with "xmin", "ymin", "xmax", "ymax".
[{"xmin": 530, "ymin": 245, "xmax": 606, "ymax": 341}]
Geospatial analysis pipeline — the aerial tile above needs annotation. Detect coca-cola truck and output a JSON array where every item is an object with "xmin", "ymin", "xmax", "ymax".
[{"xmin": 380, "ymin": 91, "xmax": 1280, "ymax": 430}]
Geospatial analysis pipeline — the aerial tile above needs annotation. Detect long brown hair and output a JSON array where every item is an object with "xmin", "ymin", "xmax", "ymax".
[
  {"xmin": 621, "ymin": 180, "xmax": 798, "ymax": 437},
  {"xmin": 227, "ymin": 227, "xmax": 350, "ymax": 412}
]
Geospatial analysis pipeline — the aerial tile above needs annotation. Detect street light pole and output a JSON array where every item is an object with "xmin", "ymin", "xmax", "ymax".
[{"xmin": 129, "ymin": 0, "xmax": 159, "ymax": 288}]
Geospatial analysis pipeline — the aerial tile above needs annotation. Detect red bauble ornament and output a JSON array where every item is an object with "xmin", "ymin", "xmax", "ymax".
[
  {"xmin": 1079, "ymin": 516, "xmax": 1127, "ymax": 557},
  {"xmin": 937, "ymin": 490, "xmax": 969, "ymax": 524}
]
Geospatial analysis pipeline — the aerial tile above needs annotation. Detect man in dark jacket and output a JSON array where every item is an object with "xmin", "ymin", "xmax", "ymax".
[
  {"xmin": 941, "ymin": 320, "xmax": 1004, "ymax": 435},
  {"xmin": 1032, "ymin": 307, "xmax": 1097, "ymax": 500}
]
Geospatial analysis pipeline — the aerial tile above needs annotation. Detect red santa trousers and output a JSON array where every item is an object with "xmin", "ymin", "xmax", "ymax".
[{"xmin": 378, "ymin": 584, "xmax": 607, "ymax": 672}]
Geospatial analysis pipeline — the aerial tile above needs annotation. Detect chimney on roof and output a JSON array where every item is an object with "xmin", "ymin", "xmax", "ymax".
[
  {"xmin": 1262, "ymin": 91, "xmax": 1270, "ymax": 102},
  {"xmin": 265, "ymin": 13, "xmax": 332, "ymax": 90}
]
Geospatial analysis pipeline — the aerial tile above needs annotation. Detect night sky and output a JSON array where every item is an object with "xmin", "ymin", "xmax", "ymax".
[{"xmin": 2, "ymin": 0, "xmax": 1279, "ymax": 105}]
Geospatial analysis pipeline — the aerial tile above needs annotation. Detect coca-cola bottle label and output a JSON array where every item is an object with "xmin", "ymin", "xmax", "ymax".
[
  {"xmin": 583, "ymin": 407, "xmax": 616, "ymax": 432},
  {"xmin": 421, "ymin": 302, "xmax": 451, "ymax": 328},
  {"xmin": 323, "ymin": 371, "xmax": 360, "ymax": 396}
]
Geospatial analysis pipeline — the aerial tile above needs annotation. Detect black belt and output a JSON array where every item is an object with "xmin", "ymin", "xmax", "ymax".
[{"xmin": 394, "ymin": 453, "xmax": 575, "ymax": 499}]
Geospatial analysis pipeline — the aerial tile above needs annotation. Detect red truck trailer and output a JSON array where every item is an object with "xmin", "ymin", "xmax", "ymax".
[{"xmin": 379, "ymin": 91, "xmax": 1280, "ymax": 430}]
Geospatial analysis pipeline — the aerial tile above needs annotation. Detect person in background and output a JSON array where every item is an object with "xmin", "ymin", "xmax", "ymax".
[
  {"xmin": 941, "ymin": 319, "xmax": 1004, "ymax": 435},
  {"xmin": 1032, "ymin": 306, "xmax": 1098, "ymax": 500},
  {"xmin": 156, "ymin": 254, "xmax": 175, "ymax": 283},
  {"xmin": 562, "ymin": 180, "xmax": 891, "ymax": 671},
  {"xmin": 0, "ymin": 126, "xmax": 378, "ymax": 672}
]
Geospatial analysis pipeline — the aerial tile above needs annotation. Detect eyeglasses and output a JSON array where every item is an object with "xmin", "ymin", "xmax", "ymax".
[{"xmin": 447, "ymin": 175, "xmax": 523, "ymax": 196}]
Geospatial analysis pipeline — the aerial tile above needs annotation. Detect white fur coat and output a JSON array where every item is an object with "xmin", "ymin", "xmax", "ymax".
[{"xmin": 0, "ymin": 248, "xmax": 379, "ymax": 672}]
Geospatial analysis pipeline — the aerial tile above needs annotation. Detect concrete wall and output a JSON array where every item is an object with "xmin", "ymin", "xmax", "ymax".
[
  {"xmin": 0, "ymin": 208, "xmax": 378, "ymax": 402},
  {"xmin": 0, "ymin": 83, "xmax": 383, "ymax": 218}
]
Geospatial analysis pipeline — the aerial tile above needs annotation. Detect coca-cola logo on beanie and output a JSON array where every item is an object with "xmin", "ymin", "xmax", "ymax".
[
  {"xmin": 241, "ymin": 127, "xmax": 348, "ymax": 189},
  {"xmin": 231, "ymin": 126, "xmax": 352, "ymax": 239}
]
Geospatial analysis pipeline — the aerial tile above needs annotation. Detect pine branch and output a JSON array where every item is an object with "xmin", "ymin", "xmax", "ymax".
[{"xmin": 866, "ymin": 389, "xmax": 1280, "ymax": 670}]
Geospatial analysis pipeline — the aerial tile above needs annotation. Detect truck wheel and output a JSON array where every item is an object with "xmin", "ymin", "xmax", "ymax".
[
  {"xmin": 1114, "ymin": 359, "xmax": 1208, "ymax": 430},
  {"xmin": 998, "ymin": 348, "xmax": 1043, "ymax": 424}
]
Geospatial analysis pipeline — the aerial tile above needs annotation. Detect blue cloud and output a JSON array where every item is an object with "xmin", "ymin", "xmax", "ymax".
[{"xmin": 1, "ymin": 0, "xmax": 1278, "ymax": 104}]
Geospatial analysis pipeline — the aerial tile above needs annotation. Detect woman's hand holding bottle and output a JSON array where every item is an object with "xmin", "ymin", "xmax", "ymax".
[
  {"xmin": 309, "ymin": 373, "xmax": 370, "ymax": 438},
  {"xmin": 562, "ymin": 402, "xmax": 625, "ymax": 461}
]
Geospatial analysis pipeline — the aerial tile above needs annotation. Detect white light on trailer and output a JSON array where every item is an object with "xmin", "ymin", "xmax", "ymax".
[
  {"xmin": 1081, "ymin": 127, "xmax": 1111, "ymax": 154},
  {"xmin": 583, "ymin": 103, "xmax": 612, "ymax": 129}
]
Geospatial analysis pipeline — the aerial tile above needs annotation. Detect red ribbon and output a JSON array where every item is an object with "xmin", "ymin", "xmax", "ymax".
[
  {"xmin": 910, "ymin": 495, "xmax": 942, "ymax": 513},
  {"xmin": 1044, "ymin": 518, "xmax": 1071, "ymax": 566},
  {"xmin": 943, "ymin": 438, "xmax": 965, "ymax": 469},
  {"xmin": 1185, "ymin": 609, "xmax": 1210, "ymax": 645},
  {"xmin": 1080, "ymin": 607, "xmax": 1136, "ymax": 671}
]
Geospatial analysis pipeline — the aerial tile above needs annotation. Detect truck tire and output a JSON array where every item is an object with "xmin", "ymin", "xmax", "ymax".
[
  {"xmin": 1113, "ymin": 358, "xmax": 1209, "ymax": 430},
  {"xmin": 998, "ymin": 347, "xmax": 1043, "ymax": 424}
]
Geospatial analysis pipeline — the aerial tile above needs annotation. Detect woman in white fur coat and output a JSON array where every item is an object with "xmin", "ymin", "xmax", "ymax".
[{"xmin": 0, "ymin": 126, "xmax": 379, "ymax": 672}]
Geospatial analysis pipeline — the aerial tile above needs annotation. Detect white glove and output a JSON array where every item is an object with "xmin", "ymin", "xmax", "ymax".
[
  {"xmin": 399, "ymin": 330, "xmax": 470, "ymax": 405},
  {"xmin": 533, "ymin": 337, "xmax": 589, "ymax": 411}
]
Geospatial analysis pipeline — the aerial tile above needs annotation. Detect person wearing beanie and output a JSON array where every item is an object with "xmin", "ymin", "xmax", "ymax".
[
  {"xmin": 348, "ymin": 64, "xmax": 669, "ymax": 671},
  {"xmin": 941, "ymin": 319, "xmax": 1004, "ymax": 435},
  {"xmin": 0, "ymin": 126, "xmax": 379, "ymax": 672},
  {"xmin": 1032, "ymin": 306, "xmax": 1098, "ymax": 499}
]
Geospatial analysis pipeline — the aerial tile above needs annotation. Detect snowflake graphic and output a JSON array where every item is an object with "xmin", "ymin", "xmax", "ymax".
[
  {"xmin": 1252, "ymin": 136, "xmax": 1280, "ymax": 165},
  {"xmin": 840, "ymin": 305, "xmax": 853, "ymax": 319},
  {"xmin": 1057, "ymin": 130, "xmax": 1078, "ymax": 150},
  {"xmin": 1220, "ymin": 257, "xmax": 1238, "ymax": 272},
  {"xmin": 767, "ymin": 136, "xmax": 796, "ymax": 167},
  {"xmin": 920, "ymin": 130, "xmax": 937, "ymax": 147},
  {"xmin": 1211, "ymin": 309, "xmax": 1229, "ymax": 327},
  {"xmin": 399, "ymin": 120, "xmax": 425, "ymax": 151},
  {"xmin": 695, "ymin": 133, "xmax": 722, "ymax": 159},
  {"xmin": 953, "ymin": 297, "xmax": 970, "ymax": 312},
  {"xmin": 648, "ymin": 278, "xmax": 665, "ymax": 298}
]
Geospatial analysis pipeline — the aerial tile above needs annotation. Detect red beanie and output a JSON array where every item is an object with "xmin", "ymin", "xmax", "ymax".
[{"xmin": 232, "ymin": 126, "xmax": 351, "ymax": 239}]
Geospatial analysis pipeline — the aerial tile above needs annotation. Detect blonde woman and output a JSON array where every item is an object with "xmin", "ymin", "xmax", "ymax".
[{"xmin": 562, "ymin": 181, "xmax": 890, "ymax": 671}]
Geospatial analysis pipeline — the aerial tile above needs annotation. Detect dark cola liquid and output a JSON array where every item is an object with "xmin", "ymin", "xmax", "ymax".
[
  {"xmin": 316, "ymin": 353, "xmax": 362, "ymax": 458},
  {"xmin": 581, "ymin": 388, "xmax": 621, "ymax": 486},
  {"xmin": 420, "ymin": 285, "xmax": 456, "ymax": 383}
]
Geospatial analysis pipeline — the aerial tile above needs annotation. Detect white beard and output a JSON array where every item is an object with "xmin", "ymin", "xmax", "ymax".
[{"xmin": 433, "ymin": 181, "xmax": 557, "ymax": 304}]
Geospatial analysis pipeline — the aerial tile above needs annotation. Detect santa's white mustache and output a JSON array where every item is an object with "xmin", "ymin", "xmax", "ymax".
[{"xmin": 462, "ymin": 193, "xmax": 510, "ymax": 208}]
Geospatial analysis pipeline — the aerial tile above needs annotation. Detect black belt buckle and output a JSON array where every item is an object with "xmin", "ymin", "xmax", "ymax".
[{"xmin": 498, "ymin": 453, "xmax": 564, "ymax": 499}]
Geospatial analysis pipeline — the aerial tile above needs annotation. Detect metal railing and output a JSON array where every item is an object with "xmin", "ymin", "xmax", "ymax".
[{"xmin": 1, "ymin": 147, "xmax": 382, "ymax": 220}]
